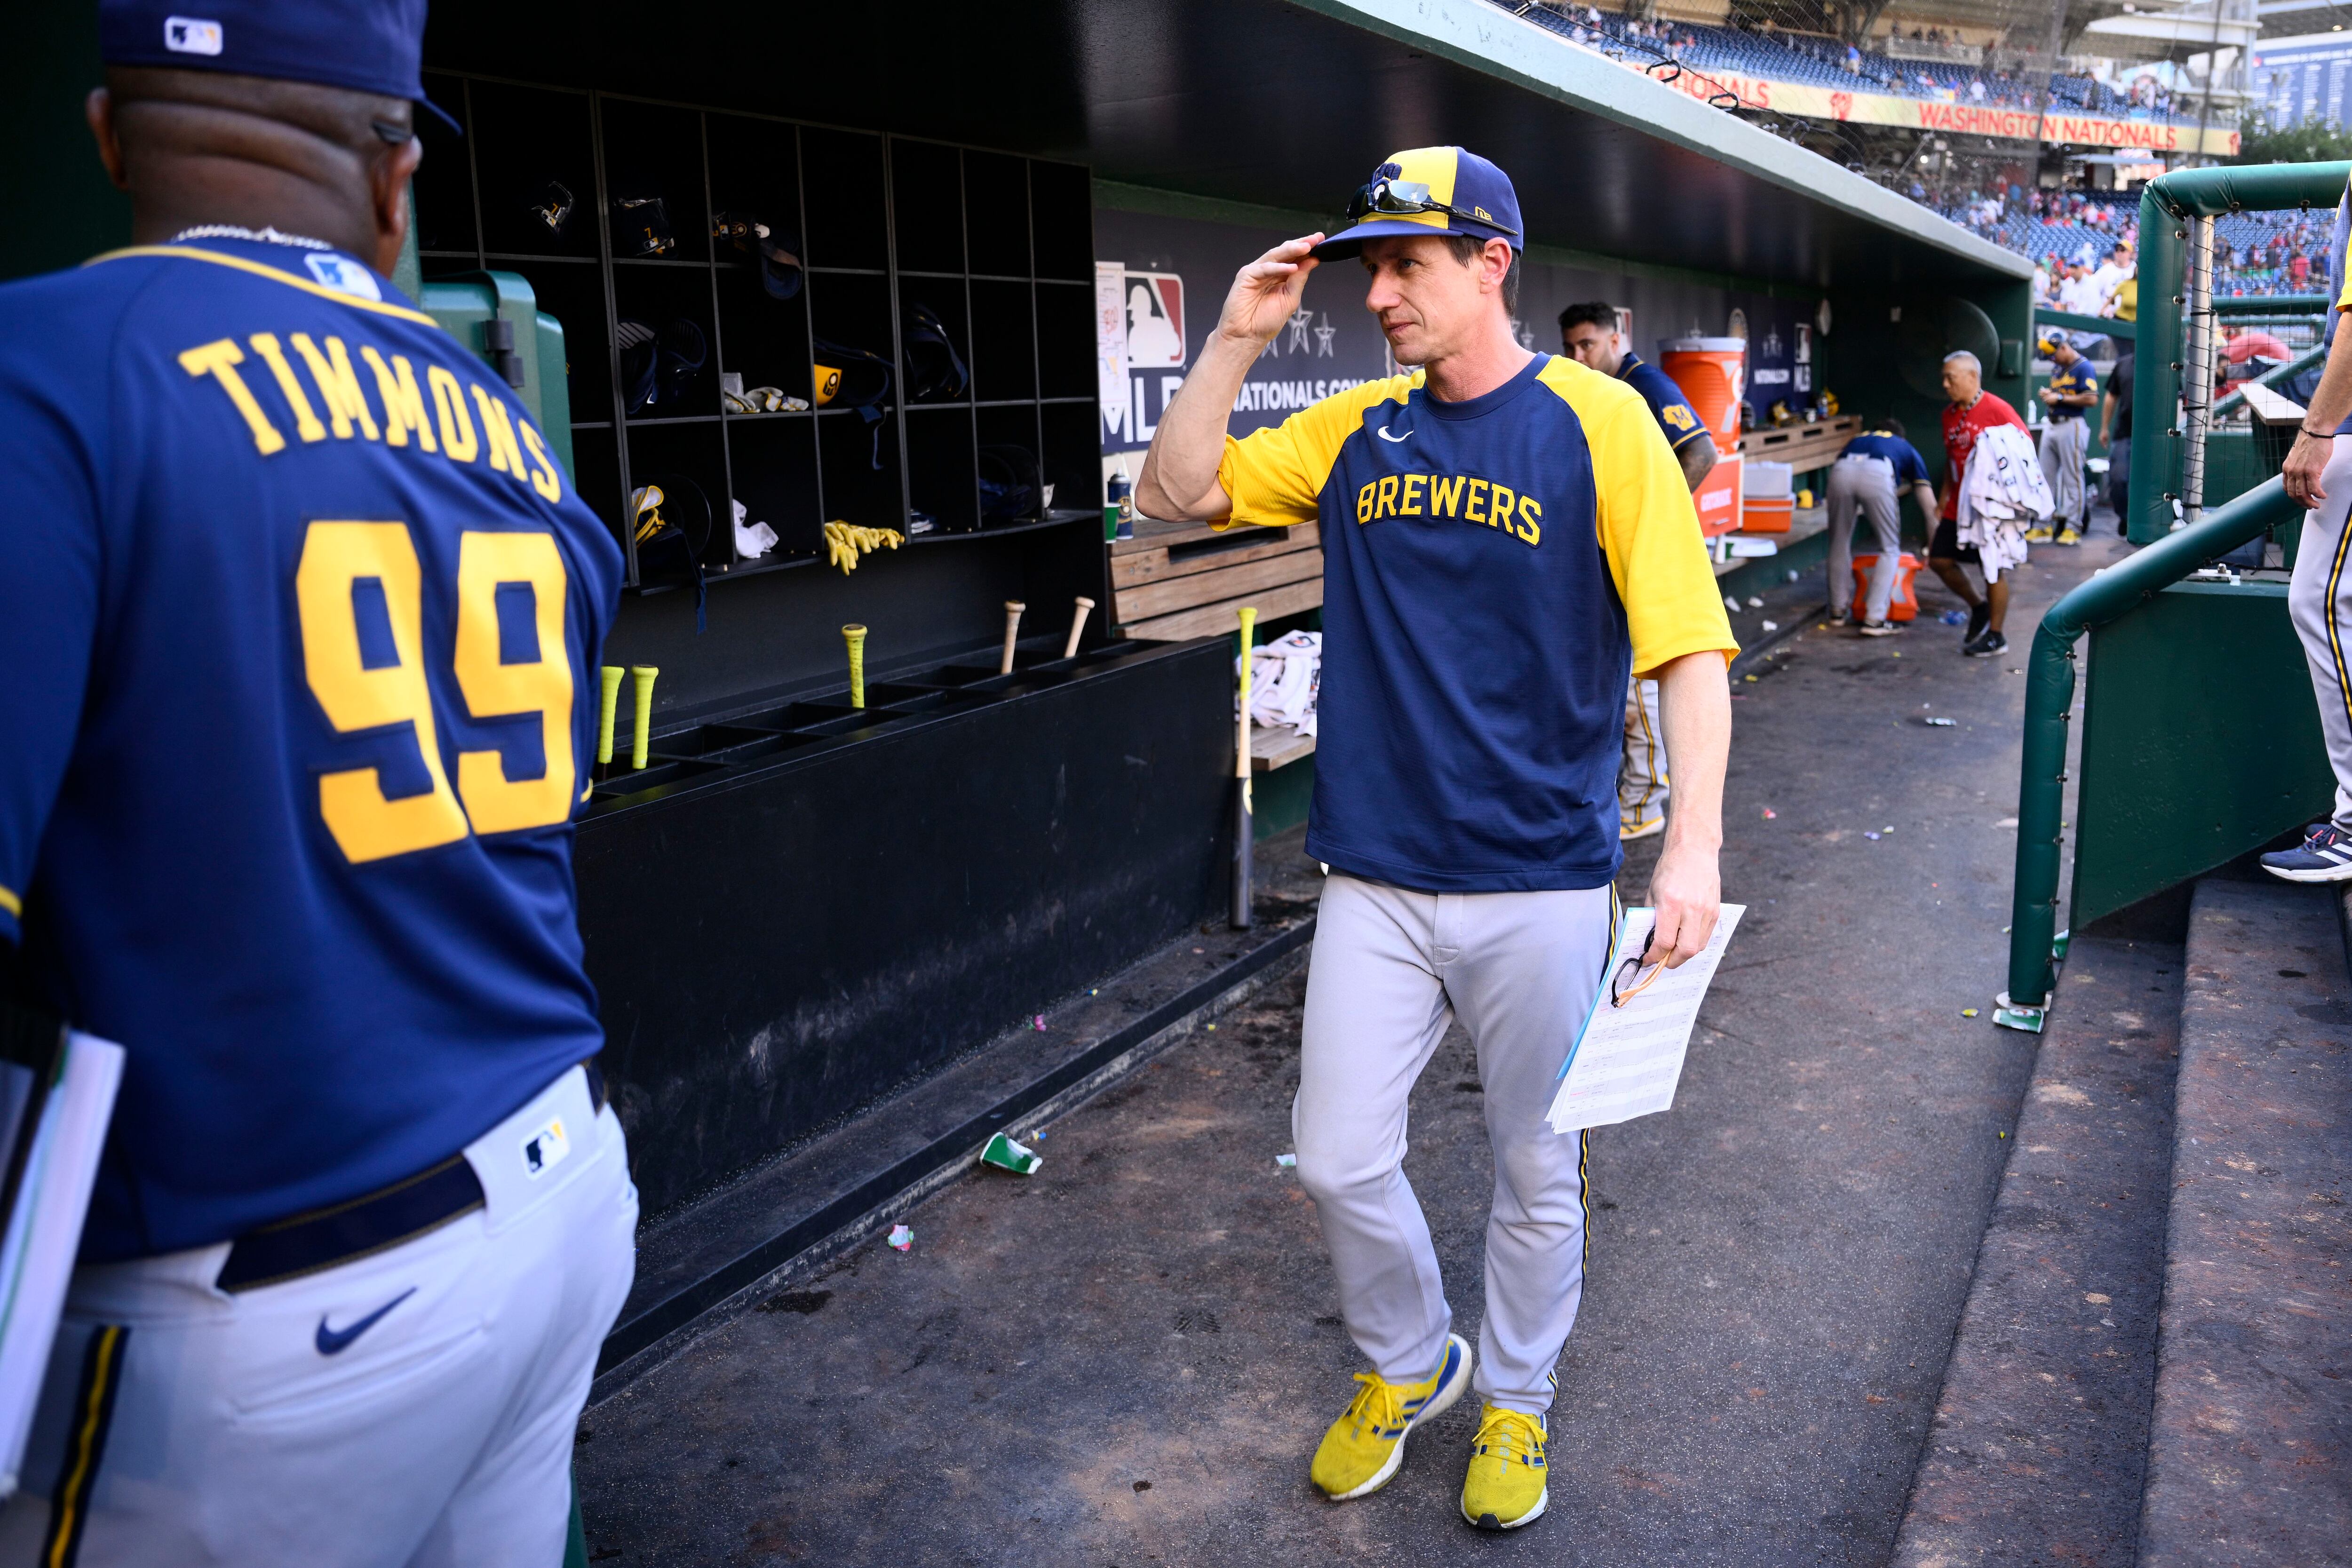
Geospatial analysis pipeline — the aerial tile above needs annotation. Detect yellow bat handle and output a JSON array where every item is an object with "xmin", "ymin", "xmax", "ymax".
[
  {"xmin": 629, "ymin": 665, "xmax": 659, "ymax": 770},
  {"xmin": 1065, "ymin": 597, "xmax": 1096, "ymax": 659},
  {"xmin": 596, "ymin": 666, "xmax": 623, "ymax": 765},
  {"xmin": 1236, "ymin": 606, "xmax": 1258, "ymax": 781},
  {"xmin": 842, "ymin": 624, "xmax": 868, "ymax": 708}
]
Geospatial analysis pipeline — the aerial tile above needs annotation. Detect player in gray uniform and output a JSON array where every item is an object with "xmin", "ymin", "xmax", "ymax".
[
  {"xmin": 2271, "ymin": 177, "xmax": 2352, "ymax": 881},
  {"xmin": 1825, "ymin": 421, "xmax": 1937, "ymax": 635}
]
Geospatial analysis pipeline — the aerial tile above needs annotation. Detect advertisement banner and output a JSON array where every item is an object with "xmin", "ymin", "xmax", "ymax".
[{"xmin": 1626, "ymin": 56, "xmax": 2241, "ymax": 157}]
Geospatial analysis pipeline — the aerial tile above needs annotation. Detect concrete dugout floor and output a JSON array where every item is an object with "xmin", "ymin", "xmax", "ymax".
[{"xmin": 578, "ymin": 528, "xmax": 2133, "ymax": 1567}]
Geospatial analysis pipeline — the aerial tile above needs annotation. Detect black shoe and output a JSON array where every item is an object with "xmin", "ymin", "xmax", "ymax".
[
  {"xmin": 1963, "ymin": 629, "xmax": 2008, "ymax": 658},
  {"xmin": 1964, "ymin": 602, "xmax": 1990, "ymax": 643}
]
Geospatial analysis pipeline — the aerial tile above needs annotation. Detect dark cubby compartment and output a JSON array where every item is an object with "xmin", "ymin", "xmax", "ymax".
[
  {"xmin": 1035, "ymin": 282, "xmax": 1095, "ymax": 399},
  {"xmin": 1041, "ymin": 401, "xmax": 1105, "ymax": 518},
  {"xmin": 890, "ymin": 140, "xmax": 965, "ymax": 276},
  {"xmin": 723, "ymin": 417, "xmax": 821, "ymax": 563},
  {"xmin": 504, "ymin": 262, "xmax": 614, "ymax": 428},
  {"xmin": 977, "ymin": 405, "xmax": 1045, "ymax": 526},
  {"xmin": 601, "ymin": 101, "xmax": 710, "ymax": 265},
  {"xmin": 570, "ymin": 426, "xmax": 627, "ymax": 545},
  {"xmin": 715, "ymin": 263, "xmax": 813, "ymax": 408},
  {"xmin": 627, "ymin": 422, "xmax": 730, "ymax": 576},
  {"xmin": 968, "ymin": 280, "xmax": 1035, "ymax": 403},
  {"xmin": 907, "ymin": 408, "xmax": 979, "ymax": 534},
  {"xmin": 802, "ymin": 129, "xmax": 889, "ymax": 272},
  {"xmin": 614, "ymin": 267, "xmax": 718, "ymax": 422},
  {"xmin": 706, "ymin": 115, "xmax": 804, "ymax": 273},
  {"xmin": 1029, "ymin": 161, "xmax": 1095, "ymax": 281},
  {"xmin": 469, "ymin": 83, "xmax": 600, "ymax": 261},
  {"xmin": 816, "ymin": 405, "xmax": 902, "ymax": 532},
  {"xmin": 413, "ymin": 73, "xmax": 477, "ymax": 255},
  {"xmin": 899, "ymin": 286, "xmax": 971, "ymax": 405},
  {"xmin": 963, "ymin": 151, "xmax": 1031, "ymax": 279}
]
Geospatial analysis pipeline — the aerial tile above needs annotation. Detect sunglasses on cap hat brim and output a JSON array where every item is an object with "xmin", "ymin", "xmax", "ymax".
[{"xmin": 1315, "ymin": 176, "xmax": 1519, "ymax": 259}]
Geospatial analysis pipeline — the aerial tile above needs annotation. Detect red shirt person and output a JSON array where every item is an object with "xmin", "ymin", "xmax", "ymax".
[{"xmin": 1929, "ymin": 351, "xmax": 2030, "ymax": 657}]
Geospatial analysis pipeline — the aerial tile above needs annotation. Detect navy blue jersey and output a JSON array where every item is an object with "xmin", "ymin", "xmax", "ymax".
[
  {"xmin": 1219, "ymin": 355, "xmax": 1736, "ymax": 891},
  {"xmin": 0, "ymin": 236, "xmax": 623, "ymax": 1261},
  {"xmin": 2045, "ymin": 358, "xmax": 2097, "ymax": 421},
  {"xmin": 1837, "ymin": 431, "xmax": 1931, "ymax": 487},
  {"xmin": 1614, "ymin": 350, "xmax": 1710, "ymax": 453}
]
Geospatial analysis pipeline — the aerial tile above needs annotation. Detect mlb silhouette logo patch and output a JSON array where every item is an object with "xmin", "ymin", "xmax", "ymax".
[
  {"xmin": 164, "ymin": 16, "xmax": 223, "ymax": 55},
  {"xmin": 305, "ymin": 253, "xmax": 382, "ymax": 301},
  {"xmin": 522, "ymin": 1116, "xmax": 571, "ymax": 1178}
]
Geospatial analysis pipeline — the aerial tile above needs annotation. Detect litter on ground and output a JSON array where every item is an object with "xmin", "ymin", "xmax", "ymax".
[
  {"xmin": 888, "ymin": 1224, "xmax": 914, "ymax": 1252},
  {"xmin": 1275, "ymin": 1153, "xmax": 1297, "ymax": 1169},
  {"xmin": 980, "ymin": 1133, "xmax": 1043, "ymax": 1176}
]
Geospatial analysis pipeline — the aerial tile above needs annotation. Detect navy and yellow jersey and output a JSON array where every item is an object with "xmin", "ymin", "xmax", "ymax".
[
  {"xmin": 1836, "ymin": 431, "xmax": 1931, "ymax": 487},
  {"xmin": 1613, "ymin": 350, "xmax": 1710, "ymax": 453},
  {"xmin": 1217, "ymin": 353, "xmax": 1736, "ymax": 892},
  {"xmin": 2045, "ymin": 358, "xmax": 2097, "ymax": 421},
  {"xmin": 0, "ymin": 236, "xmax": 623, "ymax": 1261}
]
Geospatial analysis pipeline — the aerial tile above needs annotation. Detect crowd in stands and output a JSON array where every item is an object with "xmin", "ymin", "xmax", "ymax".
[
  {"xmin": 1518, "ymin": 2, "xmax": 2192, "ymax": 124},
  {"xmin": 1933, "ymin": 185, "xmax": 2327, "ymax": 299}
]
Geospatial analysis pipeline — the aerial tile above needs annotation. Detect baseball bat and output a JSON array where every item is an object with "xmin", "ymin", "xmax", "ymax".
[
  {"xmin": 1063, "ymin": 597, "xmax": 1096, "ymax": 660},
  {"xmin": 1232, "ymin": 606, "xmax": 1257, "ymax": 930},
  {"xmin": 629, "ymin": 665, "xmax": 659, "ymax": 770},
  {"xmin": 842, "ymin": 624, "xmax": 868, "ymax": 708},
  {"xmin": 1000, "ymin": 600, "xmax": 1026, "ymax": 675},
  {"xmin": 596, "ymin": 666, "xmax": 624, "ymax": 775}
]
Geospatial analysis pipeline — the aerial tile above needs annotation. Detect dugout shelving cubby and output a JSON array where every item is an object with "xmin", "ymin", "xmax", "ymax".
[{"xmin": 413, "ymin": 70, "xmax": 1110, "ymax": 713}]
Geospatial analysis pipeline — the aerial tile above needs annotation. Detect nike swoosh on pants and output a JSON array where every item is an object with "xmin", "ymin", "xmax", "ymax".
[{"xmin": 315, "ymin": 1287, "xmax": 417, "ymax": 1356}]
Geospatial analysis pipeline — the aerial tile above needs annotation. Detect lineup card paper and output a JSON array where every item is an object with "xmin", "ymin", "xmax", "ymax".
[{"xmin": 1546, "ymin": 905, "xmax": 1744, "ymax": 1134}]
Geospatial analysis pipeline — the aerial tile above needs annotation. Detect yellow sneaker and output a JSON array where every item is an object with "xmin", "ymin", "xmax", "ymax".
[
  {"xmin": 2055, "ymin": 525, "xmax": 2081, "ymax": 546},
  {"xmin": 2024, "ymin": 525, "xmax": 2054, "ymax": 543},
  {"xmin": 1619, "ymin": 815, "xmax": 1666, "ymax": 842},
  {"xmin": 1461, "ymin": 1404, "xmax": 1549, "ymax": 1530},
  {"xmin": 1310, "ymin": 1332, "xmax": 1471, "ymax": 1501}
]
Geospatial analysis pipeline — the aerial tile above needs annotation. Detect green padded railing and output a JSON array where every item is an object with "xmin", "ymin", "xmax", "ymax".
[
  {"xmin": 2002, "ymin": 476, "xmax": 2304, "ymax": 1021},
  {"xmin": 2131, "ymin": 164, "xmax": 2350, "ymax": 545}
]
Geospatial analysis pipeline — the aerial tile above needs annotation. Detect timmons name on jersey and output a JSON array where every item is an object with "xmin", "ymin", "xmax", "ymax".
[
  {"xmin": 177, "ymin": 328, "xmax": 567, "ymax": 502},
  {"xmin": 1353, "ymin": 470, "xmax": 1544, "ymax": 547}
]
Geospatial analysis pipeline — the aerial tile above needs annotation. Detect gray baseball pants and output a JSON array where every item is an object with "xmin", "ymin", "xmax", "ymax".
[
  {"xmin": 2288, "ymin": 437, "xmax": 2352, "ymax": 831},
  {"xmin": 1295, "ymin": 873, "xmax": 1612, "ymax": 1417},
  {"xmin": 1620, "ymin": 676, "xmax": 1668, "ymax": 834},
  {"xmin": 2040, "ymin": 416, "xmax": 2089, "ymax": 528},
  {"xmin": 1827, "ymin": 458, "xmax": 1904, "ymax": 622}
]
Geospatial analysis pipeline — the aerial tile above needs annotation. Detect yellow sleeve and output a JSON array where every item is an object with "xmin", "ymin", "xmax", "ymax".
[
  {"xmin": 1214, "ymin": 375, "xmax": 1414, "ymax": 529},
  {"xmin": 1565, "ymin": 368, "xmax": 1740, "ymax": 676}
]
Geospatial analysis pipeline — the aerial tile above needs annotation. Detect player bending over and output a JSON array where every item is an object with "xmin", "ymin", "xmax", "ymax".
[
  {"xmin": 0, "ymin": 2, "xmax": 633, "ymax": 1560},
  {"xmin": 1138, "ymin": 146, "xmax": 1736, "ymax": 1533}
]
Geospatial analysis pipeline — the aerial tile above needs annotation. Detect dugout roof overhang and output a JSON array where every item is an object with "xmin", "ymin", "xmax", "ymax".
[{"xmin": 429, "ymin": 0, "xmax": 2028, "ymax": 294}]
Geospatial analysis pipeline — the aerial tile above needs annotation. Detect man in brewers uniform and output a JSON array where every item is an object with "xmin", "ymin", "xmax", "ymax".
[
  {"xmin": 2034, "ymin": 334, "xmax": 2097, "ymax": 547},
  {"xmin": 2269, "ymin": 173, "xmax": 2352, "ymax": 882},
  {"xmin": 1826, "ymin": 419, "xmax": 1937, "ymax": 634},
  {"xmin": 1139, "ymin": 147, "xmax": 1735, "ymax": 1532},
  {"xmin": 0, "ymin": 2, "xmax": 633, "ymax": 1560},
  {"xmin": 1560, "ymin": 302, "xmax": 1716, "ymax": 841}
]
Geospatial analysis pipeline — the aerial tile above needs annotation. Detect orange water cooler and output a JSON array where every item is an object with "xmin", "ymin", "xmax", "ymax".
[{"xmin": 1663, "ymin": 337, "xmax": 1746, "ymax": 539}]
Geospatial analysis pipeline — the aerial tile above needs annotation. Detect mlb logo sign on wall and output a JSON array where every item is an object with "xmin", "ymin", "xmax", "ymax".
[
  {"xmin": 164, "ymin": 16, "xmax": 224, "ymax": 54},
  {"xmin": 1124, "ymin": 273, "xmax": 1184, "ymax": 371}
]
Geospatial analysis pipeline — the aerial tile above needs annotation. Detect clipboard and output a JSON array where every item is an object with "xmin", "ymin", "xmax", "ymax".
[{"xmin": 1547, "ymin": 904, "xmax": 1743, "ymax": 1134}]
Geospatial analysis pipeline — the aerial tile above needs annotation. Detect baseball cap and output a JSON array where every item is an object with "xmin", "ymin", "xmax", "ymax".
[
  {"xmin": 1314, "ymin": 147, "xmax": 1523, "ymax": 261},
  {"xmin": 98, "ymin": 0, "xmax": 459, "ymax": 133}
]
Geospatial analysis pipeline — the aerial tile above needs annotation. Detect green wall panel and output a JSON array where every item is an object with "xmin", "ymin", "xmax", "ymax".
[
  {"xmin": 0, "ymin": 7, "xmax": 128, "ymax": 282},
  {"xmin": 2073, "ymin": 581, "xmax": 2333, "ymax": 930}
]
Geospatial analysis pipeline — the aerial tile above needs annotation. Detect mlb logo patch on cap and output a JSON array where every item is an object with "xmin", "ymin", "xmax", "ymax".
[{"xmin": 163, "ymin": 15, "xmax": 222, "ymax": 54}]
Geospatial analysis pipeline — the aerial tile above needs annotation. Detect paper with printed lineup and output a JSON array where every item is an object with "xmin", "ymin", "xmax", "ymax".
[{"xmin": 1546, "ymin": 905, "xmax": 1744, "ymax": 1134}]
